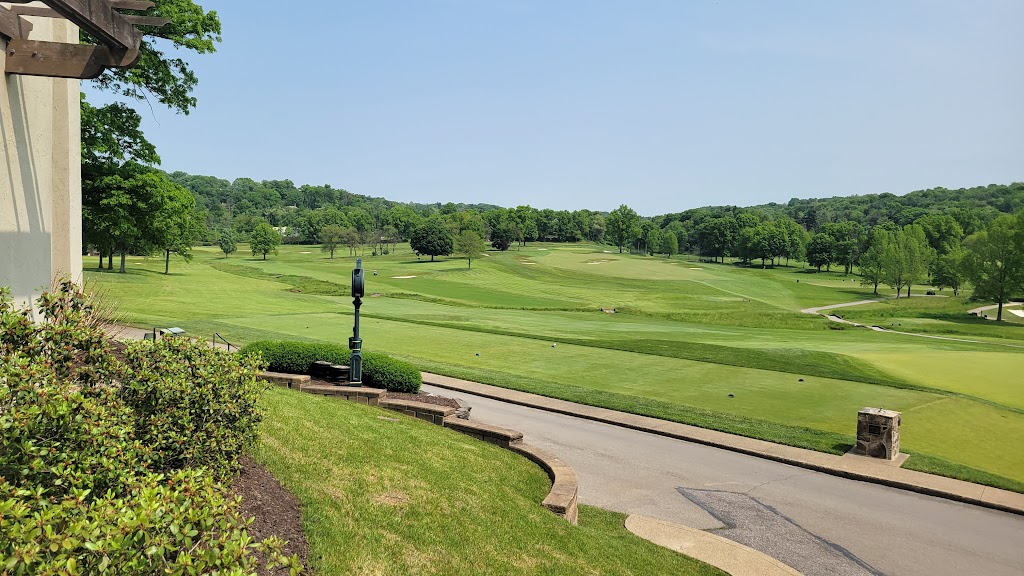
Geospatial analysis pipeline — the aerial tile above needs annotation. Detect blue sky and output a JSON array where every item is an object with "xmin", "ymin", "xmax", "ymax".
[{"xmin": 86, "ymin": 1, "xmax": 1023, "ymax": 215}]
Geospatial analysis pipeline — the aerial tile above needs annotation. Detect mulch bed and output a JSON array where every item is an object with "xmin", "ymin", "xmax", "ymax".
[{"xmin": 232, "ymin": 456, "xmax": 311, "ymax": 575}]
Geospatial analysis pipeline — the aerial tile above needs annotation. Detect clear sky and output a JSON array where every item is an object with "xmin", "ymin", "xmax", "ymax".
[{"xmin": 86, "ymin": 0, "xmax": 1024, "ymax": 215}]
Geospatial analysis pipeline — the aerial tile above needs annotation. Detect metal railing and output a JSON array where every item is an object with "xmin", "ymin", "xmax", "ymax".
[{"xmin": 212, "ymin": 332, "xmax": 236, "ymax": 352}]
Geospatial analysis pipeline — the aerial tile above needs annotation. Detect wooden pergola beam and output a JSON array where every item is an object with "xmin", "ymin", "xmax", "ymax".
[
  {"xmin": 40, "ymin": 0, "xmax": 142, "ymax": 51},
  {"xmin": 0, "ymin": 5, "xmax": 34, "ymax": 39},
  {"xmin": 5, "ymin": 38, "xmax": 113, "ymax": 78}
]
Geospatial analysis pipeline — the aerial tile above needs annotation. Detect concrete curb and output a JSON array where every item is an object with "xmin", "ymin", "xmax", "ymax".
[
  {"xmin": 422, "ymin": 372, "xmax": 1024, "ymax": 517},
  {"xmin": 625, "ymin": 515, "xmax": 802, "ymax": 576},
  {"xmin": 507, "ymin": 442, "xmax": 580, "ymax": 524}
]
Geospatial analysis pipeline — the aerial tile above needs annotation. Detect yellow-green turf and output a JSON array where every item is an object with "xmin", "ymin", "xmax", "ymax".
[{"xmin": 86, "ymin": 243, "xmax": 1024, "ymax": 486}]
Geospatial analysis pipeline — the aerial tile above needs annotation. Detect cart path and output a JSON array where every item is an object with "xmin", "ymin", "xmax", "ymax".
[
  {"xmin": 421, "ymin": 382, "xmax": 1024, "ymax": 576},
  {"xmin": 799, "ymin": 300, "xmax": 1024, "ymax": 349}
]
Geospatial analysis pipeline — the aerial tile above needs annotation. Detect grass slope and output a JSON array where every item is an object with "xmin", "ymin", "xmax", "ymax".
[{"xmin": 256, "ymin": 387, "xmax": 724, "ymax": 575}]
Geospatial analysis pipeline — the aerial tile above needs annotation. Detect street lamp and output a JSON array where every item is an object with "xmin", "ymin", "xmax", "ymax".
[{"xmin": 350, "ymin": 257, "xmax": 364, "ymax": 384}]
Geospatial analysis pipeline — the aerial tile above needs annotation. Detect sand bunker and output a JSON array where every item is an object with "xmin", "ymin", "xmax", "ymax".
[
  {"xmin": 1010, "ymin": 309, "xmax": 1024, "ymax": 318},
  {"xmin": 392, "ymin": 275, "xmax": 417, "ymax": 279},
  {"xmin": 587, "ymin": 260, "xmax": 610, "ymax": 265},
  {"xmin": 299, "ymin": 251, "xmax": 312, "ymax": 254},
  {"xmin": 690, "ymin": 267, "xmax": 703, "ymax": 270},
  {"xmin": 522, "ymin": 262, "xmax": 537, "ymax": 265},
  {"xmin": 537, "ymin": 248, "xmax": 548, "ymax": 251}
]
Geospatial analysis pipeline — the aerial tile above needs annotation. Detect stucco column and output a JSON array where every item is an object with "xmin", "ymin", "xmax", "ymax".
[{"xmin": 0, "ymin": 13, "xmax": 82, "ymax": 316}]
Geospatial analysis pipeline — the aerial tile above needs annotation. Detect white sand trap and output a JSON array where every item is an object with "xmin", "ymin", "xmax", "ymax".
[
  {"xmin": 391, "ymin": 275, "xmax": 417, "ymax": 279},
  {"xmin": 522, "ymin": 262, "xmax": 537, "ymax": 265},
  {"xmin": 603, "ymin": 250, "xmax": 612, "ymax": 253},
  {"xmin": 299, "ymin": 251, "xmax": 312, "ymax": 254},
  {"xmin": 1010, "ymin": 309, "xmax": 1024, "ymax": 318},
  {"xmin": 690, "ymin": 267, "xmax": 703, "ymax": 270},
  {"xmin": 537, "ymin": 248, "xmax": 548, "ymax": 251},
  {"xmin": 587, "ymin": 260, "xmax": 610, "ymax": 265}
]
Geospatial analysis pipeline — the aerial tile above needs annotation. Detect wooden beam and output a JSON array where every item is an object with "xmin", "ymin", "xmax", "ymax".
[
  {"xmin": 120, "ymin": 14, "xmax": 170, "ymax": 27},
  {"xmin": 40, "ymin": 0, "xmax": 142, "ymax": 50},
  {"xmin": 9, "ymin": 6, "xmax": 61, "ymax": 19},
  {"xmin": 5, "ymin": 39, "xmax": 115, "ymax": 78},
  {"xmin": 0, "ymin": 5, "xmax": 34, "ymax": 39},
  {"xmin": 108, "ymin": 0, "xmax": 156, "ymax": 10},
  {"xmin": 7, "ymin": 0, "xmax": 156, "ymax": 8}
]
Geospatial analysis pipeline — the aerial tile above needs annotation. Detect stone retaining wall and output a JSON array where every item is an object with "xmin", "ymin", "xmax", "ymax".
[{"xmin": 261, "ymin": 372, "xmax": 580, "ymax": 524}]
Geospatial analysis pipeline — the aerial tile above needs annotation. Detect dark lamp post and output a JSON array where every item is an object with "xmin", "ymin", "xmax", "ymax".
[{"xmin": 349, "ymin": 258, "xmax": 364, "ymax": 384}]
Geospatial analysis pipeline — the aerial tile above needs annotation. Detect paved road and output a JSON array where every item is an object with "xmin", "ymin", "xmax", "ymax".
[
  {"xmin": 967, "ymin": 301, "xmax": 1023, "ymax": 319},
  {"xmin": 422, "ymin": 384, "xmax": 1024, "ymax": 576}
]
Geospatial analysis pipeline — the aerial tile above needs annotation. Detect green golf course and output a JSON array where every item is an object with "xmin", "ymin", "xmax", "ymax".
[{"xmin": 86, "ymin": 242, "xmax": 1024, "ymax": 491}]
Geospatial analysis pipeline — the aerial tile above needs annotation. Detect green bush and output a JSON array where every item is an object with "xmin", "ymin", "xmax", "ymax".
[
  {"xmin": 240, "ymin": 340, "xmax": 422, "ymax": 393},
  {"xmin": 118, "ymin": 338, "xmax": 270, "ymax": 480},
  {"xmin": 0, "ymin": 283, "xmax": 301, "ymax": 575}
]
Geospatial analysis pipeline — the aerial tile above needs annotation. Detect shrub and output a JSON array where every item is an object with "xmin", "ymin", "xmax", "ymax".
[
  {"xmin": 118, "ymin": 338, "xmax": 270, "ymax": 480},
  {"xmin": 0, "ymin": 283, "xmax": 301, "ymax": 574},
  {"xmin": 241, "ymin": 340, "xmax": 422, "ymax": 393}
]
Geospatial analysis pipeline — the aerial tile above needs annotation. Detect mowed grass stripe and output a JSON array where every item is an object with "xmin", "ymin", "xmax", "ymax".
[{"xmin": 207, "ymin": 259, "xmax": 913, "ymax": 389}]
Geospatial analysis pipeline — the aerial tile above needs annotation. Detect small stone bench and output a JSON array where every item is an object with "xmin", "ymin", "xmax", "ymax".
[
  {"xmin": 260, "ymin": 371, "xmax": 310, "ymax": 391},
  {"xmin": 379, "ymin": 398, "xmax": 457, "ymax": 425},
  {"xmin": 303, "ymin": 384, "xmax": 385, "ymax": 406},
  {"xmin": 442, "ymin": 418, "xmax": 523, "ymax": 448}
]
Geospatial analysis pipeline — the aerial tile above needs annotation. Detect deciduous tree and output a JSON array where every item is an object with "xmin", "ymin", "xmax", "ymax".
[
  {"xmin": 250, "ymin": 222, "xmax": 281, "ymax": 260},
  {"xmin": 962, "ymin": 214, "xmax": 1024, "ymax": 320},
  {"xmin": 456, "ymin": 231, "xmax": 486, "ymax": 269},
  {"xmin": 219, "ymin": 230, "xmax": 237, "ymax": 258},
  {"xmin": 410, "ymin": 221, "xmax": 454, "ymax": 261}
]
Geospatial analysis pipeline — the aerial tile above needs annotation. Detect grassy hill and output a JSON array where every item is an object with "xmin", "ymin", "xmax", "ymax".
[{"xmin": 256, "ymin": 386, "xmax": 724, "ymax": 575}]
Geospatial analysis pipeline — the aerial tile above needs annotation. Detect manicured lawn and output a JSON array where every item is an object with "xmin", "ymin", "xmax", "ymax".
[
  {"xmin": 255, "ymin": 387, "xmax": 724, "ymax": 575},
  {"xmin": 87, "ymin": 242, "xmax": 1024, "ymax": 490}
]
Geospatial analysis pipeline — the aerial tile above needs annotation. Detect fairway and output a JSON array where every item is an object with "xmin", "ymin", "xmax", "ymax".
[{"xmin": 87, "ymin": 242, "xmax": 1024, "ymax": 490}]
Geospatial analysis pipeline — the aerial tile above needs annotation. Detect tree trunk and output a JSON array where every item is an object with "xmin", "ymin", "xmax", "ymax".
[
  {"xmin": 872, "ymin": 282, "xmax": 878, "ymax": 295},
  {"xmin": 431, "ymin": 255, "xmax": 435, "ymax": 261},
  {"xmin": 997, "ymin": 300, "xmax": 1003, "ymax": 321},
  {"xmin": 816, "ymin": 264, "xmax": 822, "ymax": 272},
  {"xmin": 119, "ymin": 250, "xmax": 126, "ymax": 273},
  {"xmin": 107, "ymin": 252, "xmax": 113, "ymax": 270},
  {"xmin": 263, "ymin": 253, "xmax": 267, "ymax": 260},
  {"xmin": 98, "ymin": 252, "xmax": 103, "ymax": 268},
  {"xmin": 906, "ymin": 284, "xmax": 911, "ymax": 298},
  {"xmin": 165, "ymin": 249, "xmax": 170, "ymax": 274},
  {"xmin": 468, "ymin": 258, "xmax": 472, "ymax": 269}
]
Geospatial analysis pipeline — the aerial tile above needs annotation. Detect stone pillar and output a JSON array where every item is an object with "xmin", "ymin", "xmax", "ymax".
[
  {"xmin": 855, "ymin": 407, "xmax": 901, "ymax": 460},
  {"xmin": 0, "ymin": 14, "xmax": 82, "ymax": 317}
]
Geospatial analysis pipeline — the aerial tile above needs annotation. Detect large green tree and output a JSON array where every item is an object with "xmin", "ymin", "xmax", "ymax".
[
  {"xmin": 410, "ymin": 221, "xmax": 454, "ymax": 261},
  {"xmin": 250, "ymin": 222, "xmax": 281, "ymax": 260},
  {"xmin": 82, "ymin": 1, "xmax": 222, "ymax": 264},
  {"xmin": 605, "ymin": 205, "xmax": 640, "ymax": 254},
  {"xmin": 859, "ymin": 228, "xmax": 892, "ymax": 295},
  {"xmin": 962, "ymin": 214, "xmax": 1024, "ymax": 321},
  {"xmin": 456, "ymin": 230, "xmax": 486, "ymax": 269},
  {"xmin": 806, "ymin": 233, "xmax": 836, "ymax": 272},
  {"xmin": 321, "ymin": 225, "xmax": 345, "ymax": 259},
  {"xmin": 154, "ymin": 185, "xmax": 204, "ymax": 274}
]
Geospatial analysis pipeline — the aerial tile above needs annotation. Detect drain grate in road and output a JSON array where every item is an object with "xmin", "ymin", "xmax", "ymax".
[{"xmin": 677, "ymin": 488, "xmax": 885, "ymax": 576}]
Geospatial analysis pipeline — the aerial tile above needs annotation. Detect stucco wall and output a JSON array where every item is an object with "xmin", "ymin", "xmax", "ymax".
[{"xmin": 0, "ymin": 14, "xmax": 82, "ymax": 316}]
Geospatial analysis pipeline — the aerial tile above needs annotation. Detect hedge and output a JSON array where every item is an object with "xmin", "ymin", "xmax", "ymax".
[{"xmin": 240, "ymin": 340, "xmax": 422, "ymax": 393}]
